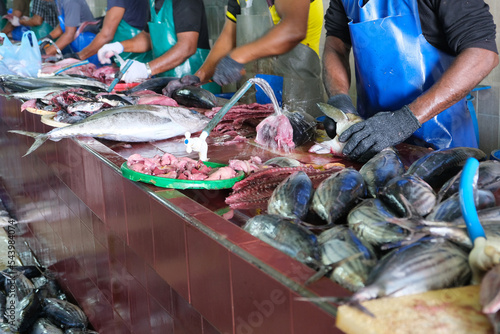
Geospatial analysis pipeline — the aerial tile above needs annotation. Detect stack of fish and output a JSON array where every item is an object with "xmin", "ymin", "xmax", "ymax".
[
  {"xmin": 0, "ymin": 265, "xmax": 97, "ymax": 333},
  {"xmin": 241, "ymin": 146, "xmax": 500, "ymax": 328}
]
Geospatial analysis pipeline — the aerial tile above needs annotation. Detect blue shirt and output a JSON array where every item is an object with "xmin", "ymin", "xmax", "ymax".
[
  {"xmin": 58, "ymin": 0, "xmax": 95, "ymax": 28},
  {"xmin": 107, "ymin": 0, "xmax": 149, "ymax": 30}
]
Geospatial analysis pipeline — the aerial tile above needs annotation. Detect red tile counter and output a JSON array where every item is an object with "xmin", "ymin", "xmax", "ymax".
[{"xmin": 0, "ymin": 96, "xmax": 428, "ymax": 333}]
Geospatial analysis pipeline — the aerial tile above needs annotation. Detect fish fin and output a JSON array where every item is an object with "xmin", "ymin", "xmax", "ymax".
[
  {"xmin": 317, "ymin": 103, "xmax": 349, "ymax": 122},
  {"xmin": 305, "ymin": 265, "xmax": 333, "ymax": 286},
  {"xmin": 346, "ymin": 300, "xmax": 376, "ymax": 318},
  {"xmin": 8, "ymin": 130, "xmax": 48, "ymax": 156}
]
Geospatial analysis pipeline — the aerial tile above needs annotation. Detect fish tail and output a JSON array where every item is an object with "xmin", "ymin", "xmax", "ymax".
[
  {"xmin": 317, "ymin": 103, "xmax": 349, "ymax": 122},
  {"xmin": 8, "ymin": 130, "xmax": 49, "ymax": 156}
]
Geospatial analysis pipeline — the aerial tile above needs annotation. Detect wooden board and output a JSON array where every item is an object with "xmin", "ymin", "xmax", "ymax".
[
  {"xmin": 25, "ymin": 107, "xmax": 56, "ymax": 116},
  {"xmin": 40, "ymin": 114, "xmax": 70, "ymax": 128},
  {"xmin": 336, "ymin": 285, "xmax": 493, "ymax": 334}
]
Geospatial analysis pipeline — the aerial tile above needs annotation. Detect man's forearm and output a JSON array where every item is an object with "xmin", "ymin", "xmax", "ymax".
[{"xmin": 409, "ymin": 48, "xmax": 499, "ymax": 124}]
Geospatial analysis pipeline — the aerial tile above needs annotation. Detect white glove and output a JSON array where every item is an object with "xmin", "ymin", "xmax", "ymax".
[
  {"xmin": 97, "ymin": 42, "xmax": 124, "ymax": 64},
  {"xmin": 10, "ymin": 16, "xmax": 20, "ymax": 27},
  {"xmin": 121, "ymin": 60, "xmax": 149, "ymax": 83}
]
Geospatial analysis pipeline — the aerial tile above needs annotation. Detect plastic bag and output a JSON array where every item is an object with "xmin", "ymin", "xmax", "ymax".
[{"xmin": 0, "ymin": 31, "xmax": 41, "ymax": 77}]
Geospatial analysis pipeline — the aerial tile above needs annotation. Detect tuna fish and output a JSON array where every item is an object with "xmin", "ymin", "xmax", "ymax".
[
  {"xmin": 359, "ymin": 147, "xmax": 406, "ymax": 198},
  {"xmin": 438, "ymin": 160, "xmax": 500, "ymax": 201},
  {"xmin": 242, "ymin": 214, "xmax": 320, "ymax": 267},
  {"xmin": 311, "ymin": 168, "xmax": 366, "ymax": 226},
  {"xmin": 0, "ymin": 74, "xmax": 109, "ymax": 92},
  {"xmin": 309, "ymin": 102, "xmax": 363, "ymax": 156},
  {"xmin": 351, "ymin": 238, "xmax": 471, "ymax": 302},
  {"xmin": 318, "ymin": 225, "xmax": 377, "ymax": 292},
  {"xmin": 405, "ymin": 147, "xmax": 487, "ymax": 189},
  {"xmin": 426, "ymin": 189, "xmax": 496, "ymax": 222},
  {"xmin": 9, "ymin": 105, "xmax": 210, "ymax": 156},
  {"xmin": 43, "ymin": 298, "xmax": 88, "ymax": 329},
  {"xmin": 267, "ymin": 171, "xmax": 314, "ymax": 220},
  {"xmin": 378, "ymin": 174, "xmax": 437, "ymax": 217}
]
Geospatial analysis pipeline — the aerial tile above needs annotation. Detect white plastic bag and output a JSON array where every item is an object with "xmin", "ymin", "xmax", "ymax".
[{"xmin": 0, "ymin": 31, "xmax": 41, "ymax": 77}]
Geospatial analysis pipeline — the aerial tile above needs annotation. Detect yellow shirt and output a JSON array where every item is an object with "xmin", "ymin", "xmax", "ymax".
[{"xmin": 226, "ymin": 0, "xmax": 323, "ymax": 56}]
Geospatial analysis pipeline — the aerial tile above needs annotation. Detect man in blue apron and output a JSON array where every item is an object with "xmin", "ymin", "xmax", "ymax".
[
  {"xmin": 97, "ymin": 0, "xmax": 210, "ymax": 84},
  {"xmin": 75, "ymin": 0, "xmax": 151, "ymax": 63},
  {"xmin": 322, "ymin": 0, "xmax": 498, "ymax": 161},
  {"xmin": 18, "ymin": 0, "xmax": 58, "ymax": 40},
  {"xmin": 42, "ymin": 0, "xmax": 95, "ymax": 57}
]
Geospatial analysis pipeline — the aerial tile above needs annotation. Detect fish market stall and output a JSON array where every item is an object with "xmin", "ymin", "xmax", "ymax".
[{"xmin": 0, "ymin": 87, "xmax": 497, "ymax": 333}]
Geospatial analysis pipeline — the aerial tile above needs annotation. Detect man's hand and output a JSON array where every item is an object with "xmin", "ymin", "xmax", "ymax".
[
  {"xmin": 162, "ymin": 75, "xmax": 201, "ymax": 97},
  {"xmin": 9, "ymin": 16, "xmax": 20, "ymax": 27},
  {"xmin": 339, "ymin": 105, "xmax": 421, "ymax": 161},
  {"xmin": 323, "ymin": 94, "xmax": 357, "ymax": 138},
  {"xmin": 39, "ymin": 35, "xmax": 53, "ymax": 55},
  {"xmin": 97, "ymin": 42, "xmax": 124, "ymax": 64},
  {"xmin": 213, "ymin": 55, "xmax": 244, "ymax": 86},
  {"xmin": 121, "ymin": 60, "xmax": 149, "ymax": 83}
]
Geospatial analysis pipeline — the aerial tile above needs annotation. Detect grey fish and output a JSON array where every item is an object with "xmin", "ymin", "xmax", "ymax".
[
  {"xmin": 2, "ymin": 87, "xmax": 68, "ymax": 101},
  {"xmin": 171, "ymin": 86, "xmax": 218, "ymax": 109},
  {"xmin": 267, "ymin": 171, "xmax": 313, "ymax": 220},
  {"xmin": 122, "ymin": 76, "xmax": 177, "ymax": 95},
  {"xmin": 405, "ymin": 147, "xmax": 487, "ymax": 189},
  {"xmin": 243, "ymin": 214, "xmax": 320, "ymax": 266},
  {"xmin": 378, "ymin": 174, "xmax": 436, "ymax": 217},
  {"xmin": 43, "ymin": 298, "xmax": 88, "ymax": 329},
  {"xmin": 318, "ymin": 225, "xmax": 377, "ymax": 292},
  {"xmin": 9, "ymin": 105, "xmax": 210, "ymax": 156},
  {"xmin": 359, "ymin": 147, "xmax": 405, "ymax": 197},
  {"xmin": 311, "ymin": 167, "xmax": 366, "ymax": 225},
  {"xmin": 31, "ymin": 318, "xmax": 64, "ymax": 334},
  {"xmin": 453, "ymin": 207, "xmax": 500, "ymax": 225},
  {"xmin": 11, "ymin": 290, "xmax": 42, "ymax": 332},
  {"xmin": 438, "ymin": 160, "xmax": 500, "ymax": 201},
  {"xmin": 97, "ymin": 93, "xmax": 135, "ymax": 106},
  {"xmin": 351, "ymin": 238, "xmax": 471, "ymax": 302},
  {"xmin": 426, "ymin": 189, "xmax": 496, "ymax": 222},
  {"xmin": 67, "ymin": 101, "xmax": 107, "ymax": 114},
  {"xmin": 0, "ymin": 74, "xmax": 108, "ymax": 91}
]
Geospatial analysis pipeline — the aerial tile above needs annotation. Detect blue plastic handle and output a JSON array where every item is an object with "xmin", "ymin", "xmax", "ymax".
[{"xmin": 459, "ymin": 157, "xmax": 486, "ymax": 241}]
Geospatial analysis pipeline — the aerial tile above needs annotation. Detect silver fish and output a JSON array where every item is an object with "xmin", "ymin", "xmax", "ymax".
[
  {"xmin": 242, "ymin": 214, "xmax": 320, "ymax": 266},
  {"xmin": 311, "ymin": 167, "xmax": 366, "ymax": 225},
  {"xmin": 263, "ymin": 157, "xmax": 302, "ymax": 167},
  {"xmin": 66, "ymin": 101, "xmax": 106, "ymax": 114},
  {"xmin": 2, "ymin": 87, "xmax": 68, "ymax": 100},
  {"xmin": 378, "ymin": 174, "xmax": 436, "ymax": 217},
  {"xmin": 31, "ymin": 318, "xmax": 64, "ymax": 334},
  {"xmin": 318, "ymin": 225, "xmax": 377, "ymax": 292},
  {"xmin": 438, "ymin": 160, "xmax": 500, "ymax": 201},
  {"xmin": 405, "ymin": 147, "xmax": 487, "ymax": 189},
  {"xmin": 453, "ymin": 207, "xmax": 500, "ymax": 225},
  {"xmin": 426, "ymin": 189, "xmax": 496, "ymax": 222},
  {"xmin": 359, "ymin": 147, "xmax": 405, "ymax": 197},
  {"xmin": 309, "ymin": 102, "xmax": 363, "ymax": 156},
  {"xmin": 43, "ymin": 298, "xmax": 88, "ymax": 329},
  {"xmin": 9, "ymin": 105, "xmax": 209, "ymax": 156},
  {"xmin": 351, "ymin": 238, "xmax": 471, "ymax": 302},
  {"xmin": 267, "ymin": 171, "xmax": 313, "ymax": 220},
  {"xmin": 0, "ymin": 74, "xmax": 109, "ymax": 91}
]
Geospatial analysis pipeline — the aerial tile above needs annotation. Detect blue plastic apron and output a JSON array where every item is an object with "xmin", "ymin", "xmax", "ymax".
[
  {"xmin": 57, "ymin": 9, "xmax": 99, "ymax": 65},
  {"xmin": 342, "ymin": 0, "xmax": 476, "ymax": 149}
]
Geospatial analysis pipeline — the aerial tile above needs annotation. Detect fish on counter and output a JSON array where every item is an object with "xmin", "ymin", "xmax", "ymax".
[
  {"xmin": 170, "ymin": 86, "xmax": 218, "ymax": 109},
  {"xmin": 0, "ymin": 74, "xmax": 109, "ymax": 92},
  {"xmin": 267, "ymin": 171, "xmax": 314, "ymax": 220},
  {"xmin": 9, "ymin": 105, "xmax": 210, "ymax": 156},
  {"xmin": 243, "ymin": 214, "xmax": 321, "ymax": 268}
]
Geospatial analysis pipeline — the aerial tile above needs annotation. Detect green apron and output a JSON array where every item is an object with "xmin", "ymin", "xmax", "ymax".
[
  {"xmin": 31, "ymin": 21, "xmax": 53, "ymax": 40},
  {"xmin": 111, "ymin": 19, "xmax": 152, "ymax": 63},
  {"xmin": 147, "ymin": 0, "xmax": 219, "ymax": 93}
]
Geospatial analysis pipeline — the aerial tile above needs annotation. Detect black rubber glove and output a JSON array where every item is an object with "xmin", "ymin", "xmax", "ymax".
[
  {"xmin": 324, "ymin": 94, "xmax": 357, "ymax": 138},
  {"xmin": 339, "ymin": 105, "xmax": 421, "ymax": 161},
  {"xmin": 213, "ymin": 55, "xmax": 244, "ymax": 86},
  {"xmin": 62, "ymin": 52, "xmax": 80, "ymax": 60},
  {"xmin": 162, "ymin": 75, "xmax": 201, "ymax": 97}
]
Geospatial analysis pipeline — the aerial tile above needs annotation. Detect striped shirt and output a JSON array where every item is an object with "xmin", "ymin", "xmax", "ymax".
[{"xmin": 32, "ymin": 0, "xmax": 59, "ymax": 28}]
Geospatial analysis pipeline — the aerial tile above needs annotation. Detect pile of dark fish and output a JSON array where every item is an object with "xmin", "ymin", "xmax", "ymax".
[
  {"xmin": 0, "ymin": 265, "xmax": 97, "ymax": 333},
  {"xmin": 241, "ymin": 146, "xmax": 500, "ymax": 328}
]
